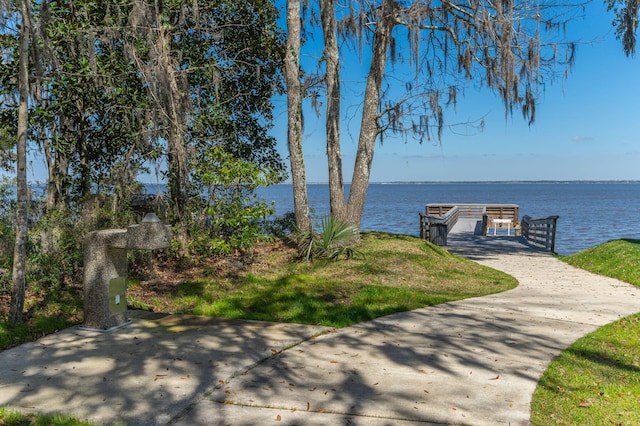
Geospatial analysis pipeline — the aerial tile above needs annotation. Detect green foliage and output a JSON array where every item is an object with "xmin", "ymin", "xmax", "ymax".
[
  {"xmin": 26, "ymin": 208, "xmax": 83, "ymax": 290},
  {"xmin": 0, "ymin": 111, "xmax": 15, "ymax": 170},
  {"xmin": 186, "ymin": 0, "xmax": 287, "ymax": 176},
  {"xmin": 0, "ymin": 177, "xmax": 14, "ymax": 224},
  {"xmin": 0, "ymin": 407, "xmax": 95, "ymax": 425},
  {"xmin": 0, "ymin": 178, "xmax": 14, "ymax": 292},
  {"xmin": 0, "ymin": 0, "xmax": 286, "ymax": 226},
  {"xmin": 605, "ymin": 0, "xmax": 639, "ymax": 56},
  {"xmin": 0, "ymin": 282, "xmax": 82, "ymax": 349},
  {"xmin": 0, "ymin": 206, "xmax": 84, "ymax": 344},
  {"xmin": 296, "ymin": 215, "xmax": 362, "ymax": 261},
  {"xmin": 32, "ymin": 0, "xmax": 155, "ymax": 202},
  {"xmin": 0, "ymin": 0, "xmax": 287, "ymax": 336},
  {"xmin": 264, "ymin": 211, "xmax": 298, "ymax": 238},
  {"xmin": 188, "ymin": 146, "xmax": 280, "ymax": 257}
]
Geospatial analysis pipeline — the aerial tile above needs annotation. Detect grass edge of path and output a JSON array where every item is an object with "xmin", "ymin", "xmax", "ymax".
[{"xmin": 530, "ymin": 239, "xmax": 640, "ymax": 425}]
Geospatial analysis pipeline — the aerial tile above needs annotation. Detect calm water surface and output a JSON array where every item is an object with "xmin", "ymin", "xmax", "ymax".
[{"xmin": 259, "ymin": 182, "xmax": 640, "ymax": 255}]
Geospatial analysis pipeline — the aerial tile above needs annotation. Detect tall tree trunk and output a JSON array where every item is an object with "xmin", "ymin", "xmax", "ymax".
[
  {"xmin": 320, "ymin": 0, "xmax": 346, "ymax": 222},
  {"xmin": 44, "ymin": 145, "xmax": 58, "ymax": 211},
  {"xmin": 9, "ymin": 0, "xmax": 31, "ymax": 326},
  {"xmin": 167, "ymin": 122, "xmax": 189, "ymax": 224},
  {"xmin": 124, "ymin": 0, "xmax": 189, "ymax": 252},
  {"xmin": 44, "ymin": 116, "xmax": 72, "ymax": 212},
  {"xmin": 285, "ymin": 0, "xmax": 311, "ymax": 232},
  {"xmin": 77, "ymin": 104, "xmax": 92, "ymax": 200},
  {"xmin": 155, "ymin": 2, "xmax": 190, "ymax": 251},
  {"xmin": 346, "ymin": 0, "xmax": 396, "ymax": 226}
]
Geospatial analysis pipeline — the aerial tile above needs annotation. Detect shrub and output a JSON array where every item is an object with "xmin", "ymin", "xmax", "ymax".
[
  {"xmin": 188, "ymin": 145, "xmax": 282, "ymax": 258},
  {"xmin": 296, "ymin": 215, "xmax": 363, "ymax": 261},
  {"xmin": 264, "ymin": 211, "xmax": 297, "ymax": 238}
]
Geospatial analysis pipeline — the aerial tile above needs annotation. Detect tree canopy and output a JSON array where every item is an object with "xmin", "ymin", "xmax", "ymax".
[
  {"xmin": 286, "ymin": 0, "xmax": 585, "ymax": 228},
  {"xmin": 0, "ymin": 0, "xmax": 288, "ymax": 323},
  {"xmin": 0, "ymin": 0, "xmax": 286, "ymax": 217},
  {"xmin": 606, "ymin": 0, "xmax": 639, "ymax": 56}
]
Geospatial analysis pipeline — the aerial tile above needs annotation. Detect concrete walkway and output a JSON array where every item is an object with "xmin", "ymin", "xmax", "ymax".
[{"xmin": 1, "ymin": 233, "xmax": 639, "ymax": 425}]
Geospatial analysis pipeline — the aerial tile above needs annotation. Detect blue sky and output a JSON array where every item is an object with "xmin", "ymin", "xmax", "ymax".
[{"xmin": 270, "ymin": 1, "xmax": 640, "ymax": 183}]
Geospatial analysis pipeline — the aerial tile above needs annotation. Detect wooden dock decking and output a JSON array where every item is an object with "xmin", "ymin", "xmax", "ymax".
[
  {"xmin": 449, "ymin": 217, "xmax": 482, "ymax": 234},
  {"xmin": 420, "ymin": 203, "xmax": 559, "ymax": 252}
]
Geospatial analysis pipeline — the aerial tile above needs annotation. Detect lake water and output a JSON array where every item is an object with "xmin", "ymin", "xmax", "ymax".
[{"xmin": 258, "ymin": 182, "xmax": 640, "ymax": 255}]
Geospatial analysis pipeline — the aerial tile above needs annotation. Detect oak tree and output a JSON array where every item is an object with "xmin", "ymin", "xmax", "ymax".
[{"xmin": 306, "ymin": 0, "xmax": 581, "ymax": 227}]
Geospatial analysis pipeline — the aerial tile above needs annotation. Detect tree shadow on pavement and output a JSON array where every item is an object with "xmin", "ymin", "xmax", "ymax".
[
  {"xmin": 0, "ymin": 314, "xmax": 328, "ymax": 425},
  {"xmin": 207, "ymin": 303, "xmax": 568, "ymax": 425}
]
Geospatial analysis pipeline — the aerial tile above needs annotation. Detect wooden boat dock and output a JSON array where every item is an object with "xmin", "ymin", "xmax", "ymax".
[{"xmin": 420, "ymin": 203, "xmax": 559, "ymax": 252}]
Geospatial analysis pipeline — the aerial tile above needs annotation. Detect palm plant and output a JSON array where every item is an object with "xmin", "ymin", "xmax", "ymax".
[{"xmin": 296, "ymin": 215, "xmax": 362, "ymax": 261}]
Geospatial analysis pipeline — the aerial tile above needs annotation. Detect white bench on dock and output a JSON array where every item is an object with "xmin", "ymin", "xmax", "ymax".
[{"xmin": 491, "ymin": 218, "xmax": 513, "ymax": 236}]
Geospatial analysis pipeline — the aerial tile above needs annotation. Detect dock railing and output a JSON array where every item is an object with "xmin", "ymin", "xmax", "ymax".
[
  {"xmin": 481, "ymin": 204, "xmax": 520, "ymax": 236},
  {"xmin": 422, "ymin": 203, "xmax": 522, "ymax": 244},
  {"xmin": 426, "ymin": 203, "xmax": 519, "ymax": 237},
  {"xmin": 419, "ymin": 206, "xmax": 459, "ymax": 245},
  {"xmin": 521, "ymin": 215, "xmax": 559, "ymax": 252},
  {"xmin": 421, "ymin": 203, "xmax": 559, "ymax": 251},
  {"xmin": 426, "ymin": 203, "xmax": 485, "ymax": 219}
]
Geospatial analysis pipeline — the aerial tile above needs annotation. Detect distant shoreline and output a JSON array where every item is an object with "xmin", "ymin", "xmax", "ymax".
[{"xmin": 286, "ymin": 180, "xmax": 640, "ymax": 185}]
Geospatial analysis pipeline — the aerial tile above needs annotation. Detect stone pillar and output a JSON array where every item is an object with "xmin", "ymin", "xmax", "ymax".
[
  {"xmin": 82, "ymin": 230, "xmax": 129, "ymax": 330},
  {"xmin": 82, "ymin": 213, "xmax": 172, "ymax": 331}
]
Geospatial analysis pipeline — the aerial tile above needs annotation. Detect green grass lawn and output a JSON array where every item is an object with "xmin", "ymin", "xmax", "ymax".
[
  {"xmin": 2, "ymin": 231, "xmax": 517, "ymax": 348},
  {"xmin": 127, "ymin": 232, "xmax": 517, "ymax": 327},
  {"xmin": 530, "ymin": 239, "xmax": 640, "ymax": 425},
  {"xmin": 0, "ymin": 407, "xmax": 95, "ymax": 425},
  {"xmin": 0, "ymin": 283, "xmax": 83, "ymax": 349}
]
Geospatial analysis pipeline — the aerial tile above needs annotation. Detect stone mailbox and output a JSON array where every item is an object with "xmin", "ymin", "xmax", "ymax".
[{"xmin": 82, "ymin": 213, "xmax": 172, "ymax": 331}]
